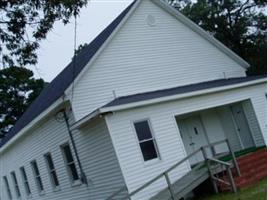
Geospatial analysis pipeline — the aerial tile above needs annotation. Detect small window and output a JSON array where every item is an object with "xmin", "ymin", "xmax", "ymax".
[
  {"xmin": 61, "ymin": 143, "xmax": 79, "ymax": 182},
  {"xmin": 134, "ymin": 120, "xmax": 159, "ymax": 161},
  {"xmin": 31, "ymin": 160, "xmax": 44, "ymax": 193},
  {"xmin": 44, "ymin": 153, "xmax": 60, "ymax": 188},
  {"xmin": 20, "ymin": 167, "xmax": 31, "ymax": 196},
  {"xmin": 3, "ymin": 176, "xmax": 12, "ymax": 200},
  {"xmin": 11, "ymin": 172, "xmax": 21, "ymax": 198}
]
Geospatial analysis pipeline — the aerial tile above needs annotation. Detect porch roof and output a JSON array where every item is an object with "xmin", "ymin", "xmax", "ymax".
[{"xmin": 103, "ymin": 75, "xmax": 267, "ymax": 109}]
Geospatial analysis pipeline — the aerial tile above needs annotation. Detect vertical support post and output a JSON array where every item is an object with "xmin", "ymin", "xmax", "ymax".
[
  {"xmin": 201, "ymin": 147, "xmax": 219, "ymax": 194},
  {"xmin": 164, "ymin": 172, "xmax": 175, "ymax": 200},
  {"xmin": 227, "ymin": 166, "xmax": 237, "ymax": 193},
  {"xmin": 226, "ymin": 139, "xmax": 241, "ymax": 177}
]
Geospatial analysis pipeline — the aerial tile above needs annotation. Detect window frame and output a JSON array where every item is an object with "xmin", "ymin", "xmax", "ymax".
[
  {"xmin": 19, "ymin": 167, "xmax": 31, "ymax": 197},
  {"xmin": 60, "ymin": 142, "xmax": 80, "ymax": 186},
  {"xmin": 3, "ymin": 176, "xmax": 12, "ymax": 200},
  {"xmin": 133, "ymin": 119, "xmax": 160, "ymax": 163},
  {"xmin": 44, "ymin": 153, "xmax": 60, "ymax": 190},
  {"xmin": 30, "ymin": 160, "xmax": 45, "ymax": 195},
  {"xmin": 10, "ymin": 171, "xmax": 21, "ymax": 199}
]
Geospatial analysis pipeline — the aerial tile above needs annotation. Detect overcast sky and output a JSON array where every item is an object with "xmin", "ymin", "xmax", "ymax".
[{"xmin": 31, "ymin": 0, "xmax": 133, "ymax": 82}]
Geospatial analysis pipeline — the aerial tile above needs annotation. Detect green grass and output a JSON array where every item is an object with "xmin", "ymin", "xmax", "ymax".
[{"xmin": 196, "ymin": 178, "xmax": 267, "ymax": 200}]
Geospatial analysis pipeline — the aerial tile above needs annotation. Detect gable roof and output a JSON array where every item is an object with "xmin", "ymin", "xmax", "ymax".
[
  {"xmin": 102, "ymin": 75, "xmax": 267, "ymax": 109},
  {"xmin": 0, "ymin": 0, "xmax": 251, "ymax": 149},
  {"xmin": 0, "ymin": 1, "xmax": 137, "ymax": 149},
  {"xmin": 151, "ymin": 0, "xmax": 249, "ymax": 69}
]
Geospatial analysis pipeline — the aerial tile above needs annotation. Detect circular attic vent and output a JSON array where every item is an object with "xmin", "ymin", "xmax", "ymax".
[{"xmin": 146, "ymin": 14, "xmax": 156, "ymax": 26}]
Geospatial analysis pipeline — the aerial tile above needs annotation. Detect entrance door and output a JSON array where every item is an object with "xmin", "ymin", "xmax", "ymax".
[
  {"xmin": 178, "ymin": 115, "xmax": 209, "ymax": 165},
  {"xmin": 231, "ymin": 104, "xmax": 255, "ymax": 149}
]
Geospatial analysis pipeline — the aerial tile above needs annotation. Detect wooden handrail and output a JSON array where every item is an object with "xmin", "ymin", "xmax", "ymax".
[
  {"xmin": 207, "ymin": 157, "xmax": 237, "ymax": 193},
  {"xmin": 106, "ymin": 186, "xmax": 128, "ymax": 200},
  {"xmin": 108, "ymin": 139, "xmax": 239, "ymax": 200},
  {"xmin": 208, "ymin": 158, "xmax": 231, "ymax": 166}
]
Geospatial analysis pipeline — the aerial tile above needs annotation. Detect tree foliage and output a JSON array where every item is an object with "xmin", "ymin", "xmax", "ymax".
[
  {"xmin": 0, "ymin": 0, "xmax": 87, "ymax": 67},
  {"xmin": 168, "ymin": 0, "xmax": 267, "ymax": 75},
  {"xmin": 0, "ymin": 67, "xmax": 45, "ymax": 138}
]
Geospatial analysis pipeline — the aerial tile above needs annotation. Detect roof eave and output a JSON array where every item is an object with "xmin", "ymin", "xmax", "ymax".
[
  {"xmin": 0, "ymin": 97, "xmax": 69, "ymax": 154},
  {"xmin": 99, "ymin": 78, "xmax": 267, "ymax": 113}
]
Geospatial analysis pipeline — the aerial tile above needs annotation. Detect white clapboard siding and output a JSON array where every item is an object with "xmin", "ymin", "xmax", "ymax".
[
  {"xmin": 71, "ymin": 0, "xmax": 246, "ymax": 121},
  {"xmin": 105, "ymin": 83, "xmax": 267, "ymax": 200},
  {"xmin": 243, "ymin": 100, "xmax": 266, "ymax": 147},
  {"xmin": 0, "ymin": 110, "xmax": 125, "ymax": 200},
  {"xmin": 216, "ymin": 106, "xmax": 243, "ymax": 152}
]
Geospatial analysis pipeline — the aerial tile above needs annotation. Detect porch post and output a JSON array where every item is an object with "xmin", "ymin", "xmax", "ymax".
[
  {"xmin": 226, "ymin": 139, "xmax": 241, "ymax": 177},
  {"xmin": 201, "ymin": 147, "xmax": 219, "ymax": 194}
]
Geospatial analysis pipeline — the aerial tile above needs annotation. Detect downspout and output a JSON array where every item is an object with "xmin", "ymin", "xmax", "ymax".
[{"xmin": 61, "ymin": 109, "xmax": 88, "ymax": 186}]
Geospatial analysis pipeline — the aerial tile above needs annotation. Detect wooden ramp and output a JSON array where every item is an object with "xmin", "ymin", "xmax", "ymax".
[
  {"xmin": 106, "ymin": 139, "xmax": 240, "ymax": 200},
  {"xmin": 151, "ymin": 164, "xmax": 210, "ymax": 200}
]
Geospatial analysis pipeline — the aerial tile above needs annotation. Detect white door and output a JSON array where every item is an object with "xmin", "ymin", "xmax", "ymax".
[
  {"xmin": 231, "ymin": 104, "xmax": 255, "ymax": 149},
  {"xmin": 178, "ymin": 116, "xmax": 209, "ymax": 165}
]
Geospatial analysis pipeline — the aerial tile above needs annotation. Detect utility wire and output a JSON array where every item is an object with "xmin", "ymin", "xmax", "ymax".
[{"xmin": 71, "ymin": 8, "xmax": 78, "ymax": 101}]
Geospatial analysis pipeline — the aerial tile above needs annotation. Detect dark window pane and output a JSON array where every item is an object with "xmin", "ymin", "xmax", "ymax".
[
  {"xmin": 46, "ymin": 154, "xmax": 55, "ymax": 170},
  {"xmin": 11, "ymin": 172, "xmax": 21, "ymax": 197},
  {"xmin": 134, "ymin": 121, "xmax": 152, "ymax": 141},
  {"xmin": 69, "ymin": 163, "xmax": 79, "ymax": 181},
  {"xmin": 20, "ymin": 167, "xmax": 31, "ymax": 195},
  {"xmin": 52, "ymin": 171, "xmax": 60, "ymax": 186},
  {"xmin": 32, "ymin": 161, "xmax": 40, "ymax": 175},
  {"xmin": 3, "ymin": 176, "xmax": 12, "ymax": 200},
  {"xmin": 25, "ymin": 182, "xmax": 31, "ymax": 195},
  {"xmin": 31, "ymin": 161, "xmax": 44, "ymax": 192},
  {"xmin": 63, "ymin": 145, "xmax": 74, "ymax": 163},
  {"xmin": 37, "ymin": 177, "xmax": 44, "ymax": 191},
  {"xmin": 140, "ymin": 140, "xmax": 158, "ymax": 161}
]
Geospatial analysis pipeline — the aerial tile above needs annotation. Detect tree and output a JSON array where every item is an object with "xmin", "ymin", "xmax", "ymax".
[
  {"xmin": 168, "ymin": 0, "xmax": 267, "ymax": 75},
  {"xmin": 0, "ymin": 67, "xmax": 45, "ymax": 138},
  {"xmin": 0, "ymin": 0, "xmax": 87, "ymax": 68}
]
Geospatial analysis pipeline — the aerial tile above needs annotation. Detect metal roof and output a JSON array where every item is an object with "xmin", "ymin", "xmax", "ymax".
[
  {"xmin": 103, "ymin": 75, "xmax": 267, "ymax": 108},
  {"xmin": 0, "ymin": 1, "xmax": 136, "ymax": 148}
]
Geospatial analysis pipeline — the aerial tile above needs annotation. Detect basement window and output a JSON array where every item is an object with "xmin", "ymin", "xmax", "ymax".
[
  {"xmin": 3, "ymin": 176, "xmax": 12, "ymax": 200},
  {"xmin": 134, "ymin": 120, "xmax": 159, "ymax": 161},
  {"xmin": 20, "ymin": 167, "xmax": 31, "ymax": 196},
  {"xmin": 31, "ymin": 160, "xmax": 44, "ymax": 194},
  {"xmin": 61, "ymin": 143, "xmax": 79, "ymax": 183},
  {"xmin": 44, "ymin": 153, "xmax": 60, "ymax": 189},
  {"xmin": 11, "ymin": 171, "xmax": 21, "ymax": 198}
]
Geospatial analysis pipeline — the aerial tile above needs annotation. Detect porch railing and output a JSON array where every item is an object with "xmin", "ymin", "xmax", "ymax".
[{"xmin": 106, "ymin": 139, "xmax": 240, "ymax": 200}]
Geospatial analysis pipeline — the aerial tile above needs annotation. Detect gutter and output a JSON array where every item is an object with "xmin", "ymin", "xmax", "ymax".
[{"xmin": 99, "ymin": 78, "xmax": 267, "ymax": 113}]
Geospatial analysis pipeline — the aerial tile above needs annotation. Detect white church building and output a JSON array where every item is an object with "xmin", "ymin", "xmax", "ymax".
[{"xmin": 1, "ymin": 0, "xmax": 267, "ymax": 200}]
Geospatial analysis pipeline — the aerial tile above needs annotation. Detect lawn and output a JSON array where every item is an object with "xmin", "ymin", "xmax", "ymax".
[{"xmin": 197, "ymin": 178, "xmax": 267, "ymax": 200}]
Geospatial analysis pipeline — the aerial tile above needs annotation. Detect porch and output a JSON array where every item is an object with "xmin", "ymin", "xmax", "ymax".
[
  {"xmin": 103, "ymin": 79, "xmax": 267, "ymax": 200},
  {"xmin": 105, "ymin": 98, "xmax": 266, "ymax": 200},
  {"xmin": 175, "ymin": 99, "xmax": 265, "ymax": 166}
]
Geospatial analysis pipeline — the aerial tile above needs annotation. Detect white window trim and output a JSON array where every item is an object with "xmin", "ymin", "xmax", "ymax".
[
  {"xmin": 19, "ymin": 167, "xmax": 32, "ymax": 198},
  {"xmin": 30, "ymin": 160, "xmax": 45, "ymax": 195},
  {"xmin": 132, "ymin": 118, "xmax": 161, "ymax": 164},
  {"xmin": 60, "ymin": 142, "xmax": 81, "ymax": 186},
  {"xmin": 3, "ymin": 176, "xmax": 12, "ymax": 200},
  {"xmin": 11, "ymin": 171, "xmax": 21, "ymax": 199},
  {"xmin": 44, "ymin": 153, "xmax": 61, "ymax": 191}
]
